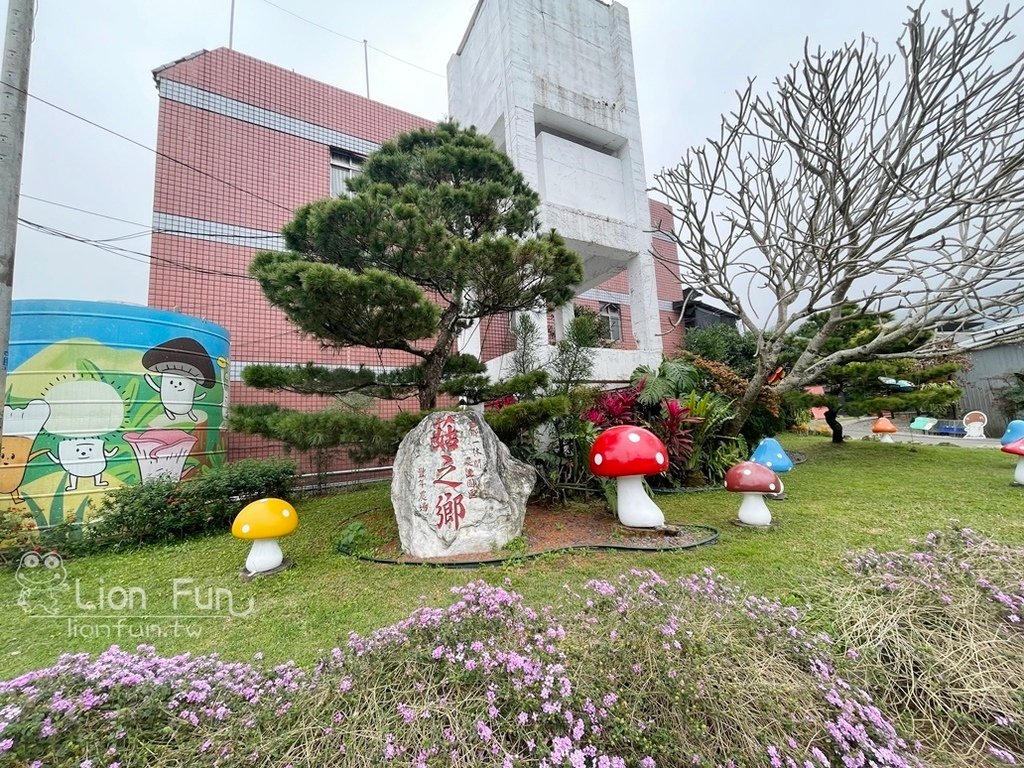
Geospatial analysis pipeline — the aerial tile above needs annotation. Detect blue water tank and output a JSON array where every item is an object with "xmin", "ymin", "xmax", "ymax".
[{"xmin": 2, "ymin": 299, "xmax": 230, "ymax": 530}]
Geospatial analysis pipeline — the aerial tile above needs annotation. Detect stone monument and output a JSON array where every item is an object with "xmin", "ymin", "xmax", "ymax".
[{"xmin": 391, "ymin": 410, "xmax": 535, "ymax": 558}]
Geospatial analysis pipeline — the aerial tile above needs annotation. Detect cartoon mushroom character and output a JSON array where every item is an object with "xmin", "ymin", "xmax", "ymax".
[
  {"xmin": 962, "ymin": 411, "xmax": 987, "ymax": 439},
  {"xmin": 1, "ymin": 400, "xmax": 51, "ymax": 504},
  {"xmin": 231, "ymin": 497, "xmax": 298, "ymax": 575},
  {"xmin": 123, "ymin": 430, "xmax": 198, "ymax": 482},
  {"xmin": 1000, "ymin": 438, "xmax": 1024, "ymax": 486},
  {"xmin": 872, "ymin": 417, "xmax": 899, "ymax": 443},
  {"xmin": 724, "ymin": 461, "xmax": 783, "ymax": 527},
  {"xmin": 142, "ymin": 338, "xmax": 215, "ymax": 422},
  {"xmin": 41, "ymin": 379, "xmax": 124, "ymax": 491},
  {"xmin": 589, "ymin": 425, "xmax": 669, "ymax": 528}
]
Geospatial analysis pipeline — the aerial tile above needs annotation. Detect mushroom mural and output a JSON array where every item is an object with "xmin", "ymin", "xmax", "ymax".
[
  {"xmin": 589, "ymin": 425, "xmax": 669, "ymax": 528},
  {"xmin": 872, "ymin": 417, "xmax": 899, "ymax": 443},
  {"xmin": 123, "ymin": 430, "xmax": 198, "ymax": 482},
  {"xmin": 42, "ymin": 379, "xmax": 124, "ymax": 491},
  {"xmin": 1001, "ymin": 420, "xmax": 1024, "ymax": 446},
  {"xmin": 1, "ymin": 400, "xmax": 51, "ymax": 504},
  {"xmin": 232, "ymin": 497, "xmax": 298, "ymax": 576},
  {"xmin": 142, "ymin": 338, "xmax": 216, "ymax": 422},
  {"xmin": 725, "ymin": 461, "xmax": 783, "ymax": 527},
  {"xmin": 1001, "ymin": 438, "xmax": 1024, "ymax": 486}
]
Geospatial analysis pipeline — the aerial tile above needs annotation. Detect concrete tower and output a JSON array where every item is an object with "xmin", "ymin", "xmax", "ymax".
[{"xmin": 449, "ymin": 0, "xmax": 663, "ymax": 375}]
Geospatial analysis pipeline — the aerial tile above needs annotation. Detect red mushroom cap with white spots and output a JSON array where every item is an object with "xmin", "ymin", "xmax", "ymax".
[
  {"xmin": 589, "ymin": 425, "xmax": 669, "ymax": 477},
  {"xmin": 723, "ymin": 461, "xmax": 783, "ymax": 494},
  {"xmin": 1001, "ymin": 437, "xmax": 1024, "ymax": 457}
]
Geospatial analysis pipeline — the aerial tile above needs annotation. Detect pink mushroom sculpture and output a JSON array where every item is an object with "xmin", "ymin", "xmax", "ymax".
[
  {"xmin": 589, "ymin": 425, "xmax": 669, "ymax": 528},
  {"xmin": 725, "ymin": 461, "xmax": 783, "ymax": 527}
]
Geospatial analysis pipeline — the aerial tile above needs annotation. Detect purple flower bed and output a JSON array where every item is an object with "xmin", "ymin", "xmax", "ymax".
[
  {"xmin": 834, "ymin": 528, "xmax": 1024, "ymax": 765},
  {"xmin": 1, "ymin": 529, "xmax": 1020, "ymax": 767}
]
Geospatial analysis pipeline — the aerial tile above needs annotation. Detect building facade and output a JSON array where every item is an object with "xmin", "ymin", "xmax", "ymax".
[{"xmin": 148, "ymin": 1, "xmax": 689, "ymax": 468}]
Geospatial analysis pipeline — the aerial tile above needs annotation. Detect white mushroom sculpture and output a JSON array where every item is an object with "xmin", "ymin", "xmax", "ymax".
[
  {"xmin": 589, "ymin": 425, "xmax": 669, "ymax": 528},
  {"xmin": 232, "ymin": 498, "xmax": 298, "ymax": 576},
  {"xmin": 724, "ymin": 461, "xmax": 783, "ymax": 528}
]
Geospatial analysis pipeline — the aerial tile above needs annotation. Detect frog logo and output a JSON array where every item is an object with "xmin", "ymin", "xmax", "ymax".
[{"xmin": 15, "ymin": 550, "xmax": 68, "ymax": 615}]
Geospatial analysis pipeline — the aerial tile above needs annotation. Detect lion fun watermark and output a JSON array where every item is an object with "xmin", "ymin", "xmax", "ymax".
[{"xmin": 15, "ymin": 550, "xmax": 254, "ymax": 639}]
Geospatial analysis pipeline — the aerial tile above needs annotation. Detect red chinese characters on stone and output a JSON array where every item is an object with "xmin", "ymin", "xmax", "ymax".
[
  {"xmin": 435, "ymin": 491, "xmax": 466, "ymax": 531},
  {"xmin": 431, "ymin": 416, "xmax": 467, "ymax": 531},
  {"xmin": 430, "ymin": 415, "xmax": 460, "ymax": 453},
  {"xmin": 433, "ymin": 454, "xmax": 460, "ymax": 489}
]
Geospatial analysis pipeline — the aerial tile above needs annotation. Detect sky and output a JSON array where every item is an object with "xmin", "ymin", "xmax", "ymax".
[{"xmin": 7, "ymin": 0, "xmax": 924, "ymax": 306}]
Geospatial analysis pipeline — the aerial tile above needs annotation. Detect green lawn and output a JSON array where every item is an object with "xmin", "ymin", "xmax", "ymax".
[{"xmin": 2, "ymin": 434, "xmax": 1022, "ymax": 679}]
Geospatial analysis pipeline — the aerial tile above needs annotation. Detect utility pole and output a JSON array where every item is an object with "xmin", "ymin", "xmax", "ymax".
[
  {"xmin": 0, "ymin": 0, "xmax": 34, "ymax": 433},
  {"xmin": 363, "ymin": 39, "xmax": 370, "ymax": 98}
]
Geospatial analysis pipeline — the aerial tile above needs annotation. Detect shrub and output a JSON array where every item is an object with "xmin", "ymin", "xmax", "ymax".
[
  {"xmin": 682, "ymin": 323, "xmax": 758, "ymax": 379},
  {"xmin": 829, "ymin": 528, "xmax": 1024, "ymax": 766},
  {"xmin": 0, "ymin": 571, "xmax": 921, "ymax": 767},
  {"xmin": 78, "ymin": 458, "xmax": 296, "ymax": 552},
  {"xmin": 0, "ymin": 508, "xmax": 38, "ymax": 560}
]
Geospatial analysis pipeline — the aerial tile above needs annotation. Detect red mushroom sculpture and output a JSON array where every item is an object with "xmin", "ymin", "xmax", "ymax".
[
  {"xmin": 1001, "ymin": 438, "xmax": 1024, "ymax": 486},
  {"xmin": 724, "ymin": 461, "xmax": 783, "ymax": 527},
  {"xmin": 589, "ymin": 425, "xmax": 669, "ymax": 528}
]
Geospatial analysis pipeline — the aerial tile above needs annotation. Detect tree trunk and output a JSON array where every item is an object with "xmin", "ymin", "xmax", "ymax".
[
  {"xmin": 419, "ymin": 351, "xmax": 446, "ymax": 410},
  {"xmin": 417, "ymin": 301, "xmax": 464, "ymax": 410},
  {"xmin": 722, "ymin": 373, "xmax": 770, "ymax": 437},
  {"xmin": 824, "ymin": 407, "xmax": 844, "ymax": 444}
]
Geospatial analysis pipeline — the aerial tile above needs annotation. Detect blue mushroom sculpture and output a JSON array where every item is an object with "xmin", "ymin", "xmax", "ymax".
[
  {"xmin": 1001, "ymin": 420, "xmax": 1024, "ymax": 446},
  {"xmin": 750, "ymin": 438, "xmax": 794, "ymax": 473}
]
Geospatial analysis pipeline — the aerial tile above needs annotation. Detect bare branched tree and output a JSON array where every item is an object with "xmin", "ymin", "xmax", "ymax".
[{"xmin": 653, "ymin": 2, "xmax": 1024, "ymax": 431}]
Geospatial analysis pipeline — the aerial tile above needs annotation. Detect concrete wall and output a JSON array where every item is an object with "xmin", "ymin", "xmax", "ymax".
[
  {"xmin": 535, "ymin": 131, "xmax": 627, "ymax": 221},
  {"xmin": 449, "ymin": 0, "xmax": 662, "ymax": 352},
  {"xmin": 959, "ymin": 343, "xmax": 1024, "ymax": 434}
]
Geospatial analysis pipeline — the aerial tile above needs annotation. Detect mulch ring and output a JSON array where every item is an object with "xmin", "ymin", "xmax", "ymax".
[{"xmin": 362, "ymin": 505, "xmax": 718, "ymax": 568}]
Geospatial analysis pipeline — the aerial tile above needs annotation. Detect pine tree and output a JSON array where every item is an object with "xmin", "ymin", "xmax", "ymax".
[
  {"xmin": 234, "ymin": 122, "xmax": 582, "ymax": 457},
  {"xmin": 782, "ymin": 307, "xmax": 962, "ymax": 442}
]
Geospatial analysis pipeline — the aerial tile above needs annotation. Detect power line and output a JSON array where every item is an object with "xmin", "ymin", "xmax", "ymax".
[
  {"xmin": 13, "ymin": 83, "xmax": 296, "ymax": 217},
  {"xmin": 23, "ymin": 193, "xmax": 288, "ymax": 241},
  {"xmin": 18, "ymin": 218, "xmax": 255, "ymax": 281},
  {"xmin": 21, "ymin": 193, "xmax": 151, "ymax": 228},
  {"xmin": 257, "ymin": 0, "xmax": 445, "ymax": 79}
]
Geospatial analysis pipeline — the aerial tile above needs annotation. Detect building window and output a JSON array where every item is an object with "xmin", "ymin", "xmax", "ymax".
[
  {"xmin": 598, "ymin": 303, "xmax": 622, "ymax": 343},
  {"xmin": 330, "ymin": 149, "xmax": 363, "ymax": 196}
]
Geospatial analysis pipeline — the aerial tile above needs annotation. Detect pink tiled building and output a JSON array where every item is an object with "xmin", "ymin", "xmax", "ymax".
[{"xmin": 148, "ymin": 47, "xmax": 692, "ymax": 466}]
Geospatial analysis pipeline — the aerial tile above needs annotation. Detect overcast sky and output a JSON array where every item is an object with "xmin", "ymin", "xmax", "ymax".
[{"xmin": 8, "ymin": 0, "xmax": 925, "ymax": 305}]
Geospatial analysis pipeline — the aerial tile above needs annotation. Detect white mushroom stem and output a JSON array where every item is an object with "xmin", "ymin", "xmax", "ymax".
[
  {"xmin": 245, "ymin": 538, "xmax": 284, "ymax": 573},
  {"xmin": 879, "ymin": 434, "xmax": 895, "ymax": 443},
  {"xmin": 615, "ymin": 475, "xmax": 665, "ymax": 528},
  {"xmin": 737, "ymin": 493, "xmax": 772, "ymax": 527},
  {"xmin": 1014, "ymin": 458, "xmax": 1024, "ymax": 486}
]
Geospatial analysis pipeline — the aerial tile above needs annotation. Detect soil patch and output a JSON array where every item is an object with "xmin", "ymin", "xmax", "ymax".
[{"xmin": 368, "ymin": 504, "xmax": 718, "ymax": 566}]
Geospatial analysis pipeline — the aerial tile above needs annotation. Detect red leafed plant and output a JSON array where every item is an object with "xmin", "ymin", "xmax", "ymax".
[
  {"xmin": 584, "ymin": 386, "xmax": 701, "ymax": 485},
  {"xmin": 583, "ymin": 386, "xmax": 641, "ymax": 427}
]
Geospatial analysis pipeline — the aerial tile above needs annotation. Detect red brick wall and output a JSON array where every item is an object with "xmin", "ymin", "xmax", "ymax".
[{"xmin": 149, "ymin": 49, "xmax": 434, "ymax": 469}]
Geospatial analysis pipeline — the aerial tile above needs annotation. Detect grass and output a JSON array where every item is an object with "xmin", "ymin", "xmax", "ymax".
[{"xmin": 1, "ymin": 434, "xmax": 1022, "ymax": 679}]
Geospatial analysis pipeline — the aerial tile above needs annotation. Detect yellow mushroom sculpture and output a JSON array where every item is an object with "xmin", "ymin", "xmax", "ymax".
[{"xmin": 231, "ymin": 498, "xmax": 298, "ymax": 576}]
